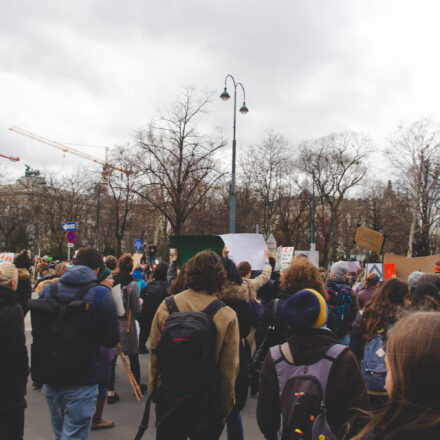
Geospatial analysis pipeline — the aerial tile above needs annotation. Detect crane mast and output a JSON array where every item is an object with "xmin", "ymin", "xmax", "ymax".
[{"xmin": 0, "ymin": 153, "xmax": 20, "ymax": 162}]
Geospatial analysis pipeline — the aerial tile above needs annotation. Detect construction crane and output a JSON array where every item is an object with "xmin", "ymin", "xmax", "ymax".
[
  {"xmin": 0, "ymin": 153, "xmax": 20, "ymax": 162},
  {"xmin": 9, "ymin": 125, "xmax": 128, "ymax": 175}
]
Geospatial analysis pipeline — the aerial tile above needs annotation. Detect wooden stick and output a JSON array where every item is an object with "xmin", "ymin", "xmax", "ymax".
[{"xmin": 119, "ymin": 347, "xmax": 143, "ymax": 401}]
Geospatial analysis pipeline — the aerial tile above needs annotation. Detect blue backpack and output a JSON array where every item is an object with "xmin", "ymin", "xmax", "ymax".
[{"xmin": 361, "ymin": 333, "xmax": 386, "ymax": 392}]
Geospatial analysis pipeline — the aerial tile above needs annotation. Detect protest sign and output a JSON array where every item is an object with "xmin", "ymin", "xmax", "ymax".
[
  {"xmin": 279, "ymin": 247, "xmax": 294, "ymax": 271},
  {"xmin": 384, "ymin": 263, "xmax": 396, "ymax": 280},
  {"xmin": 354, "ymin": 226, "xmax": 385, "ymax": 254},
  {"xmin": 220, "ymin": 233, "xmax": 267, "ymax": 271},
  {"xmin": 0, "ymin": 253, "xmax": 14, "ymax": 263},
  {"xmin": 169, "ymin": 235, "xmax": 225, "ymax": 267},
  {"xmin": 367, "ymin": 263, "xmax": 385, "ymax": 281},
  {"xmin": 384, "ymin": 253, "xmax": 440, "ymax": 280}
]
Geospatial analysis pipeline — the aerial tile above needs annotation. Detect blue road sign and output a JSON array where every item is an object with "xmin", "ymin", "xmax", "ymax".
[
  {"xmin": 62, "ymin": 222, "xmax": 77, "ymax": 232},
  {"xmin": 134, "ymin": 239, "xmax": 144, "ymax": 251}
]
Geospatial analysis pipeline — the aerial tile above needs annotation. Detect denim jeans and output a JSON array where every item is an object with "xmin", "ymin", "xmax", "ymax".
[
  {"xmin": 226, "ymin": 409, "xmax": 243, "ymax": 440},
  {"xmin": 43, "ymin": 384, "xmax": 98, "ymax": 440}
]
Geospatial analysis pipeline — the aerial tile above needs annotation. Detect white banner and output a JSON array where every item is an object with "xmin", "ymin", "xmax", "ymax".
[{"xmin": 220, "ymin": 233, "xmax": 267, "ymax": 271}]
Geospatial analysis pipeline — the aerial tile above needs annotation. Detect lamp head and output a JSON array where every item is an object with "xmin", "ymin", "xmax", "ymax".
[
  {"xmin": 239, "ymin": 102, "xmax": 249, "ymax": 114},
  {"xmin": 220, "ymin": 88, "xmax": 230, "ymax": 101}
]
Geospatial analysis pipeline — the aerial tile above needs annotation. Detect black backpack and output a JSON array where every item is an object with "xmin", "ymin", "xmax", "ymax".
[
  {"xmin": 28, "ymin": 281, "xmax": 97, "ymax": 386},
  {"xmin": 134, "ymin": 296, "xmax": 225, "ymax": 440}
]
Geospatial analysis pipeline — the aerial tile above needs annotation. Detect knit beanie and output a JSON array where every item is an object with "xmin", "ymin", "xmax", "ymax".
[
  {"xmin": 408, "ymin": 271, "xmax": 424, "ymax": 289},
  {"xmin": 282, "ymin": 289, "xmax": 328, "ymax": 331},
  {"xmin": 330, "ymin": 261, "xmax": 349, "ymax": 280},
  {"xmin": 97, "ymin": 267, "xmax": 111, "ymax": 283}
]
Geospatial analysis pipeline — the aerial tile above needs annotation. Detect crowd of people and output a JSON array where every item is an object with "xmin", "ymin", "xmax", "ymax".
[{"xmin": 1, "ymin": 246, "xmax": 440, "ymax": 440}]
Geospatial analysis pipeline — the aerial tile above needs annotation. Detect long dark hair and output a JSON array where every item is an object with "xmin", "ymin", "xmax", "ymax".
[
  {"xmin": 358, "ymin": 278, "xmax": 409, "ymax": 342},
  {"xmin": 353, "ymin": 312, "xmax": 440, "ymax": 439}
]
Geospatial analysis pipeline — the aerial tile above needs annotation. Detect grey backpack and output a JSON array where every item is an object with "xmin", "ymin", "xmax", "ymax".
[{"xmin": 270, "ymin": 343, "xmax": 346, "ymax": 440}]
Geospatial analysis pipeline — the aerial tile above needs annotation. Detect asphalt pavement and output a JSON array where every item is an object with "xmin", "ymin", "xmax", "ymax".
[{"xmin": 23, "ymin": 323, "xmax": 265, "ymax": 440}]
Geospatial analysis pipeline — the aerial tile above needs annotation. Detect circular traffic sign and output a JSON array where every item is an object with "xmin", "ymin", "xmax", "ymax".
[
  {"xmin": 66, "ymin": 231, "xmax": 76, "ymax": 243},
  {"xmin": 134, "ymin": 239, "xmax": 143, "ymax": 251}
]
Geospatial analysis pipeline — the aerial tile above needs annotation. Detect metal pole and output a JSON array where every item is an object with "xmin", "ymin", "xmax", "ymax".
[
  {"xmin": 311, "ymin": 179, "xmax": 316, "ymax": 251},
  {"xmin": 95, "ymin": 181, "xmax": 101, "ymax": 249},
  {"xmin": 229, "ymin": 87, "xmax": 237, "ymax": 233},
  {"xmin": 67, "ymin": 244, "xmax": 71, "ymax": 261}
]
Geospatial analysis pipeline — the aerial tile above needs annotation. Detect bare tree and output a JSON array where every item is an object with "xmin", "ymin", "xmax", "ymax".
[
  {"xmin": 298, "ymin": 132, "xmax": 371, "ymax": 265},
  {"xmin": 135, "ymin": 89, "xmax": 226, "ymax": 235},
  {"xmin": 240, "ymin": 131, "xmax": 293, "ymax": 238},
  {"xmin": 387, "ymin": 117, "xmax": 440, "ymax": 256}
]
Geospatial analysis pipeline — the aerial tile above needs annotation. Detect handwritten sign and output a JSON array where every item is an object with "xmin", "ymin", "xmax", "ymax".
[
  {"xmin": 279, "ymin": 247, "xmax": 295, "ymax": 271},
  {"xmin": 354, "ymin": 226, "xmax": 385, "ymax": 254},
  {"xmin": 0, "ymin": 253, "xmax": 14, "ymax": 264}
]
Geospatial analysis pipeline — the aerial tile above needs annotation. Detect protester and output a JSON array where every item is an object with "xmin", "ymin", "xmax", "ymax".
[
  {"xmin": 13, "ymin": 251, "xmax": 32, "ymax": 315},
  {"xmin": 237, "ymin": 249, "xmax": 272, "ymax": 300},
  {"xmin": 353, "ymin": 311, "xmax": 440, "ymax": 439},
  {"xmin": 411, "ymin": 281, "xmax": 440, "ymax": 310},
  {"xmin": 357, "ymin": 273, "xmax": 381, "ymax": 309},
  {"xmin": 35, "ymin": 261, "xmax": 69, "ymax": 294},
  {"xmin": 138, "ymin": 261, "xmax": 169, "ymax": 354},
  {"xmin": 407, "ymin": 270, "xmax": 423, "ymax": 297},
  {"xmin": 257, "ymin": 289, "xmax": 369, "ymax": 439},
  {"xmin": 107, "ymin": 253, "xmax": 145, "ymax": 403},
  {"xmin": 352, "ymin": 268, "xmax": 366, "ymax": 293},
  {"xmin": 218, "ymin": 257, "xmax": 251, "ymax": 440},
  {"xmin": 149, "ymin": 250, "xmax": 239, "ymax": 439},
  {"xmin": 349, "ymin": 278, "xmax": 410, "ymax": 410},
  {"xmin": 326, "ymin": 260, "xmax": 359, "ymax": 345},
  {"xmin": 147, "ymin": 241, "xmax": 157, "ymax": 266},
  {"xmin": 0, "ymin": 263, "xmax": 29, "ymax": 440},
  {"xmin": 104, "ymin": 255, "xmax": 118, "ymax": 275},
  {"xmin": 37, "ymin": 247, "xmax": 119, "ymax": 440},
  {"xmin": 91, "ymin": 268, "xmax": 116, "ymax": 430}
]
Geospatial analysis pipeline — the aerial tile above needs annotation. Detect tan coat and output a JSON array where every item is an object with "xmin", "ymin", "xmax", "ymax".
[
  {"xmin": 149, "ymin": 288, "xmax": 240, "ymax": 418},
  {"xmin": 242, "ymin": 263, "xmax": 272, "ymax": 299}
]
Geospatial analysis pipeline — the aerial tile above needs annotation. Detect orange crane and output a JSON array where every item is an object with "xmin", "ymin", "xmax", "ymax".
[
  {"xmin": 0, "ymin": 153, "xmax": 20, "ymax": 162},
  {"xmin": 8, "ymin": 126, "xmax": 128, "ymax": 175}
]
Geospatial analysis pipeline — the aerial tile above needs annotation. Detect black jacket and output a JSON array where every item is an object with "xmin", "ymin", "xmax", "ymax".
[
  {"xmin": 0, "ymin": 287, "xmax": 29, "ymax": 410},
  {"xmin": 16, "ymin": 268, "xmax": 32, "ymax": 316},
  {"xmin": 140, "ymin": 279, "xmax": 168, "ymax": 322}
]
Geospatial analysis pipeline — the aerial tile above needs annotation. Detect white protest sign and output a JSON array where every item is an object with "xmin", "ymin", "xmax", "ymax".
[
  {"xmin": 279, "ymin": 247, "xmax": 295, "ymax": 271},
  {"xmin": 367, "ymin": 263, "xmax": 385, "ymax": 281},
  {"xmin": 0, "ymin": 253, "xmax": 14, "ymax": 264},
  {"xmin": 294, "ymin": 250, "xmax": 320, "ymax": 267},
  {"xmin": 220, "ymin": 233, "xmax": 267, "ymax": 271}
]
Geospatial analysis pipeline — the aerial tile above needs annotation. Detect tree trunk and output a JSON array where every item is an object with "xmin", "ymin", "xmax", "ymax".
[{"xmin": 407, "ymin": 203, "xmax": 418, "ymax": 257}]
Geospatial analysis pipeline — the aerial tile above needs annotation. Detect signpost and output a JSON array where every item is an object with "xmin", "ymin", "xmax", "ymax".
[
  {"xmin": 134, "ymin": 239, "xmax": 144, "ymax": 252},
  {"xmin": 66, "ymin": 231, "xmax": 76, "ymax": 260},
  {"xmin": 62, "ymin": 222, "xmax": 77, "ymax": 232}
]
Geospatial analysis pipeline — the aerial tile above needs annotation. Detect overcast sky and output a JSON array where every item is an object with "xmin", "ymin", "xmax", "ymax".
[{"xmin": 1, "ymin": 0, "xmax": 440, "ymax": 180}]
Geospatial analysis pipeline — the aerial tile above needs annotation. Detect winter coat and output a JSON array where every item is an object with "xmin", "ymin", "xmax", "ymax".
[
  {"xmin": 114, "ymin": 272, "xmax": 142, "ymax": 355},
  {"xmin": 257, "ymin": 328, "xmax": 370, "ymax": 440},
  {"xmin": 149, "ymin": 288, "xmax": 240, "ymax": 418},
  {"xmin": 40, "ymin": 265, "xmax": 120, "ymax": 384},
  {"xmin": 0, "ymin": 286, "xmax": 29, "ymax": 410},
  {"xmin": 16, "ymin": 268, "xmax": 31, "ymax": 315},
  {"xmin": 326, "ymin": 279, "xmax": 359, "ymax": 338},
  {"xmin": 242, "ymin": 263, "xmax": 272, "ymax": 299},
  {"xmin": 217, "ymin": 282, "xmax": 251, "ymax": 413},
  {"xmin": 140, "ymin": 279, "xmax": 168, "ymax": 324},
  {"xmin": 167, "ymin": 260, "xmax": 178, "ymax": 287},
  {"xmin": 35, "ymin": 276, "xmax": 60, "ymax": 295},
  {"xmin": 358, "ymin": 285, "xmax": 378, "ymax": 309}
]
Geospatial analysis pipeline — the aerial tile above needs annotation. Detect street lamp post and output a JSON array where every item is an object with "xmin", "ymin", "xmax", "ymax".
[{"xmin": 220, "ymin": 75, "xmax": 248, "ymax": 233}]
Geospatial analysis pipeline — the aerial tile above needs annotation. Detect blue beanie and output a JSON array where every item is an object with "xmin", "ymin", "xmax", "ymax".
[{"xmin": 281, "ymin": 289, "xmax": 328, "ymax": 331}]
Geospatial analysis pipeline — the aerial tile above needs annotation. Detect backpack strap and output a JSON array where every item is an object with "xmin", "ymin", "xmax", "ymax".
[
  {"xmin": 48, "ymin": 281, "xmax": 98, "ymax": 302},
  {"xmin": 323, "ymin": 343, "xmax": 347, "ymax": 361},
  {"xmin": 202, "ymin": 299, "xmax": 226, "ymax": 317},
  {"xmin": 165, "ymin": 296, "xmax": 179, "ymax": 315}
]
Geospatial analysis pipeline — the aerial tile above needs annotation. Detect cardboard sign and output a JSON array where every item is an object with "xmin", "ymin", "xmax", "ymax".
[
  {"xmin": 220, "ymin": 234, "xmax": 267, "ymax": 271},
  {"xmin": 279, "ymin": 247, "xmax": 295, "ymax": 271},
  {"xmin": 384, "ymin": 253, "xmax": 440, "ymax": 281},
  {"xmin": 0, "ymin": 253, "xmax": 14, "ymax": 264},
  {"xmin": 354, "ymin": 226, "xmax": 385, "ymax": 254}
]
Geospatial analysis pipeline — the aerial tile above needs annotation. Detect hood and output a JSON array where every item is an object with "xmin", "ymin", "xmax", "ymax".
[
  {"xmin": 18, "ymin": 268, "xmax": 30, "ymax": 280},
  {"xmin": 217, "ymin": 282, "xmax": 248, "ymax": 302},
  {"xmin": 59, "ymin": 265, "xmax": 97, "ymax": 285},
  {"xmin": 131, "ymin": 270, "xmax": 144, "ymax": 280},
  {"xmin": 0, "ymin": 287, "xmax": 19, "ymax": 305}
]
